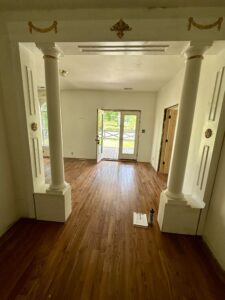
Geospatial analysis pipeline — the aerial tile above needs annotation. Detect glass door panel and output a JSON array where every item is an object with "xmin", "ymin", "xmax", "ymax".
[
  {"xmin": 96, "ymin": 109, "xmax": 104, "ymax": 162},
  {"xmin": 102, "ymin": 111, "xmax": 120, "ymax": 160},
  {"xmin": 119, "ymin": 111, "xmax": 140, "ymax": 160},
  {"xmin": 122, "ymin": 115, "xmax": 137, "ymax": 155}
]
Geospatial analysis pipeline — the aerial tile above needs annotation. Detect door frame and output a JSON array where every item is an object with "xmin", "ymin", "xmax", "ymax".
[
  {"xmin": 158, "ymin": 104, "xmax": 178, "ymax": 173},
  {"xmin": 96, "ymin": 109, "xmax": 141, "ymax": 161},
  {"xmin": 2, "ymin": 12, "xmax": 225, "ymax": 230}
]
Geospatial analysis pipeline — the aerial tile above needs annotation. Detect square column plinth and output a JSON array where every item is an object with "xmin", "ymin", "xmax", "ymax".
[
  {"xmin": 157, "ymin": 190, "xmax": 203, "ymax": 235},
  {"xmin": 34, "ymin": 184, "xmax": 72, "ymax": 222}
]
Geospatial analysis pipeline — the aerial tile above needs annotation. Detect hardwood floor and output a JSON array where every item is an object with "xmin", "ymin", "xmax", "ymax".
[{"xmin": 0, "ymin": 159, "xmax": 224, "ymax": 300}]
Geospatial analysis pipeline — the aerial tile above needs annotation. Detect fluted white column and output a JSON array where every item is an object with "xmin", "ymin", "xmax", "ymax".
[
  {"xmin": 37, "ymin": 43, "xmax": 67, "ymax": 192},
  {"xmin": 166, "ymin": 43, "xmax": 209, "ymax": 199}
]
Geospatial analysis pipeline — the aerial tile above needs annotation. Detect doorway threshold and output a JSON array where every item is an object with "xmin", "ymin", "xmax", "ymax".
[{"xmin": 102, "ymin": 158, "xmax": 137, "ymax": 163}]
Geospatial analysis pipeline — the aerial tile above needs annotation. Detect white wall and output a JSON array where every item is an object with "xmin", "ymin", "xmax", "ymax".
[
  {"xmin": 203, "ymin": 138, "xmax": 225, "ymax": 270},
  {"xmin": 150, "ymin": 68, "xmax": 184, "ymax": 170},
  {"xmin": 0, "ymin": 85, "xmax": 19, "ymax": 236},
  {"xmin": 61, "ymin": 90, "xmax": 156, "ymax": 162},
  {"xmin": 202, "ymin": 49, "xmax": 225, "ymax": 271}
]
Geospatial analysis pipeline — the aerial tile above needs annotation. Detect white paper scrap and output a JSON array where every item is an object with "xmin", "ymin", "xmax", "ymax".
[{"xmin": 133, "ymin": 212, "xmax": 148, "ymax": 228}]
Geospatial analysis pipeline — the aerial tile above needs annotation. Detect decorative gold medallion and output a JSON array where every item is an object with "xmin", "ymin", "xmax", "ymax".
[
  {"xmin": 31, "ymin": 122, "xmax": 38, "ymax": 131},
  {"xmin": 28, "ymin": 21, "xmax": 58, "ymax": 34},
  {"xmin": 205, "ymin": 128, "xmax": 213, "ymax": 138},
  {"xmin": 110, "ymin": 19, "xmax": 132, "ymax": 39},
  {"xmin": 188, "ymin": 17, "xmax": 223, "ymax": 31}
]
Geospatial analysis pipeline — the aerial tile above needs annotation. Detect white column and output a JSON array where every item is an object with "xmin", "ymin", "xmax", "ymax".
[
  {"xmin": 157, "ymin": 42, "xmax": 211, "ymax": 234},
  {"xmin": 37, "ymin": 43, "xmax": 67, "ymax": 192},
  {"xmin": 166, "ymin": 43, "xmax": 209, "ymax": 199}
]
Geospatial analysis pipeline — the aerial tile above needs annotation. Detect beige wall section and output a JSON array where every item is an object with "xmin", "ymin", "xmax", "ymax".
[
  {"xmin": 60, "ymin": 90, "xmax": 156, "ymax": 162},
  {"xmin": 203, "ymin": 138, "xmax": 225, "ymax": 270},
  {"xmin": 150, "ymin": 69, "xmax": 184, "ymax": 170},
  {"xmin": 0, "ymin": 37, "xmax": 35, "ymax": 219},
  {"xmin": 0, "ymin": 85, "xmax": 19, "ymax": 236},
  {"xmin": 202, "ymin": 49, "xmax": 225, "ymax": 271}
]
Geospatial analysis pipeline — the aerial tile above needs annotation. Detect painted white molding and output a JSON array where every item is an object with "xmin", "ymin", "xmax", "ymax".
[
  {"xmin": 158, "ymin": 191, "xmax": 201, "ymax": 235},
  {"xmin": 34, "ymin": 184, "xmax": 72, "ymax": 222},
  {"xmin": 4, "ymin": 9, "xmax": 225, "ymax": 43},
  {"xmin": 36, "ymin": 42, "xmax": 63, "ymax": 58},
  {"xmin": 193, "ymin": 66, "xmax": 225, "ymax": 234}
]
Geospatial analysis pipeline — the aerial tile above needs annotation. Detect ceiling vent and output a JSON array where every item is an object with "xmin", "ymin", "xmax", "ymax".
[{"xmin": 77, "ymin": 44, "xmax": 169, "ymax": 54}]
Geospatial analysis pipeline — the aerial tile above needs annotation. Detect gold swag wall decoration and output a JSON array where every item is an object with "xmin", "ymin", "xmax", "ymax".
[
  {"xmin": 188, "ymin": 17, "xmax": 223, "ymax": 31},
  {"xmin": 28, "ymin": 21, "xmax": 58, "ymax": 34},
  {"xmin": 110, "ymin": 19, "xmax": 132, "ymax": 38}
]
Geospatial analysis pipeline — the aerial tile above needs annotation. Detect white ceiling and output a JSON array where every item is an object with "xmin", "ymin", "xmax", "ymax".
[
  {"xmin": 57, "ymin": 55, "xmax": 184, "ymax": 92},
  {"xmin": 1, "ymin": 0, "xmax": 225, "ymax": 10},
  {"xmin": 23, "ymin": 41, "xmax": 225, "ymax": 92},
  {"xmin": 28, "ymin": 42, "xmax": 186, "ymax": 92}
]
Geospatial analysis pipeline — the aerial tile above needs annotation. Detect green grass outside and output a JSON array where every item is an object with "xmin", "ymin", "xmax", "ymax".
[{"xmin": 103, "ymin": 138, "xmax": 134, "ymax": 149}]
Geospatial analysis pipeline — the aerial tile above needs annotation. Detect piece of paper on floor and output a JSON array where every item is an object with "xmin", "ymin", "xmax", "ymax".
[{"xmin": 133, "ymin": 212, "xmax": 148, "ymax": 228}]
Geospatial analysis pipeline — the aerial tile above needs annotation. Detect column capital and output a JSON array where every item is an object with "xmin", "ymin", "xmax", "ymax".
[
  {"xmin": 184, "ymin": 41, "xmax": 213, "ymax": 60},
  {"xmin": 36, "ymin": 42, "xmax": 63, "ymax": 59}
]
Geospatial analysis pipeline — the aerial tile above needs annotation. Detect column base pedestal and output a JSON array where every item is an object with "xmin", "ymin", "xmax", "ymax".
[
  {"xmin": 157, "ymin": 190, "xmax": 203, "ymax": 235},
  {"xmin": 34, "ymin": 184, "xmax": 72, "ymax": 222},
  {"xmin": 47, "ymin": 181, "xmax": 69, "ymax": 194}
]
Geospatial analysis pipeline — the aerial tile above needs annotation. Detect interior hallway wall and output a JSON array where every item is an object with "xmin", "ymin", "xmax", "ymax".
[
  {"xmin": 0, "ymin": 37, "xmax": 36, "ymax": 222},
  {"xmin": 150, "ymin": 69, "xmax": 184, "ymax": 171},
  {"xmin": 0, "ymin": 83, "xmax": 19, "ymax": 236},
  {"xmin": 203, "ymin": 137, "xmax": 225, "ymax": 270},
  {"xmin": 202, "ymin": 49, "xmax": 225, "ymax": 271},
  {"xmin": 60, "ymin": 90, "xmax": 156, "ymax": 162}
]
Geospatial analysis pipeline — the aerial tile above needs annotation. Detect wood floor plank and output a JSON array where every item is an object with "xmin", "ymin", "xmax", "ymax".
[{"xmin": 0, "ymin": 159, "xmax": 224, "ymax": 300}]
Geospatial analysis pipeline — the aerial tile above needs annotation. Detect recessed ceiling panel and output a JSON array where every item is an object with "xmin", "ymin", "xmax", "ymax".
[{"xmin": 57, "ymin": 41, "xmax": 189, "ymax": 56}]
